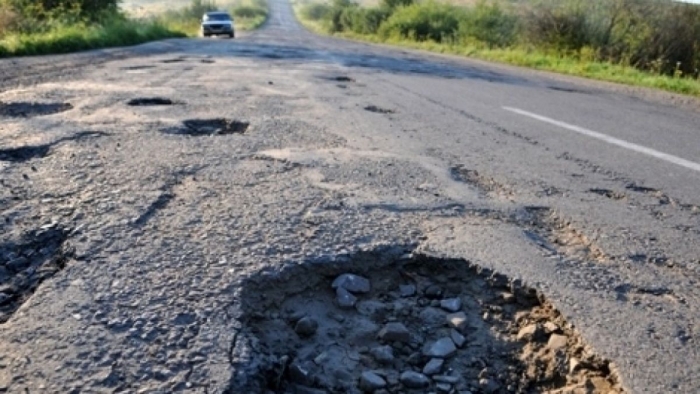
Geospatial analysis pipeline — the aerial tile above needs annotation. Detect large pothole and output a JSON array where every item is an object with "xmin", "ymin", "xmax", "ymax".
[
  {"xmin": 163, "ymin": 118, "xmax": 250, "ymax": 136},
  {"xmin": 229, "ymin": 250, "xmax": 623, "ymax": 394},
  {"xmin": 0, "ymin": 227, "xmax": 72, "ymax": 324},
  {"xmin": 0, "ymin": 101, "xmax": 73, "ymax": 118}
]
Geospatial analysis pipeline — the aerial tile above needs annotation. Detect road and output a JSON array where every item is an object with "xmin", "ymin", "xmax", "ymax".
[{"xmin": 1, "ymin": 0, "xmax": 699, "ymax": 392}]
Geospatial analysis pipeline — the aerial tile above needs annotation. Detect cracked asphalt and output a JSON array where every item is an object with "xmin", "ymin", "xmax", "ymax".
[{"xmin": 1, "ymin": 0, "xmax": 699, "ymax": 392}]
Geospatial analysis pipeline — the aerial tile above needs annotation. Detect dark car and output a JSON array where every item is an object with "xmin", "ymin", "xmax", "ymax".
[{"xmin": 201, "ymin": 11, "xmax": 235, "ymax": 38}]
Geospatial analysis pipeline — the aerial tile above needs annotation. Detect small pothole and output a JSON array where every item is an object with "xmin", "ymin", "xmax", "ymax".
[
  {"xmin": 0, "ymin": 145, "xmax": 50, "ymax": 162},
  {"xmin": 127, "ymin": 97, "xmax": 175, "ymax": 106},
  {"xmin": 333, "ymin": 76, "xmax": 355, "ymax": 82},
  {"xmin": 0, "ymin": 102, "xmax": 73, "ymax": 118},
  {"xmin": 365, "ymin": 105, "xmax": 395, "ymax": 114},
  {"xmin": 161, "ymin": 57, "xmax": 187, "ymax": 63},
  {"xmin": 163, "ymin": 118, "xmax": 250, "ymax": 136},
  {"xmin": 0, "ymin": 227, "xmax": 72, "ymax": 324},
  {"xmin": 229, "ymin": 250, "xmax": 623, "ymax": 394},
  {"xmin": 589, "ymin": 188, "xmax": 626, "ymax": 201}
]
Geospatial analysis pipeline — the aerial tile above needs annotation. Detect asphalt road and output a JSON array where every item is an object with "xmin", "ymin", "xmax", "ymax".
[{"xmin": 1, "ymin": 0, "xmax": 699, "ymax": 392}]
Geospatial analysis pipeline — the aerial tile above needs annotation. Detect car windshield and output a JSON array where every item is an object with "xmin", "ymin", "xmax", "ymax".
[{"xmin": 204, "ymin": 13, "xmax": 232, "ymax": 22}]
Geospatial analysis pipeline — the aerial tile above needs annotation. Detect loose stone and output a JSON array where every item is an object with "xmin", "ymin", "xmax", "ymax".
[
  {"xmin": 422, "ymin": 358, "xmax": 444, "ymax": 375},
  {"xmin": 423, "ymin": 338, "xmax": 457, "ymax": 358},
  {"xmin": 517, "ymin": 324, "xmax": 540, "ymax": 341},
  {"xmin": 424, "ymin": 285, "xmax": 443, "ymax": 299},
  {"xmin": 450, "ymin": 329, "xmax": 466, "ymax": 348},
  {"xmin": 400, "ymin": 371, "xmax": 430, "ymax": 388},
  {"xmin": 378, "ymin": 322, "xmax": 411, "ymax": 343},
  {"xmin": 399, "ymin": 284, "xmax": 416, "ymax": 297},
  {"xmin": 547, "ymin": 334, "xmax": 568, "ymax": 351},
  {"xmin": 440, "ymin": 298, "xmax": 462, "ymax": 312},
  {"xmin": 359, "ymin": 371, "xmax": 387, "ymax": 392},
  {"xmin": 370, "ymin": 346, "xmax": 394, "ymax": 365},
  {"xmin": 294, "ymin": 317, "xmax": 318, "ymax": 337},
  {"xmin": 332, "ymin": 273, "xmax": 371, "ymax": 294},
  {"xmin": 446, "ymin": 312, "xmax": 469, "ymax": 331},
  {"xmin": 336, "ymin": 287, "xmax": 358, "ymax": 308}
]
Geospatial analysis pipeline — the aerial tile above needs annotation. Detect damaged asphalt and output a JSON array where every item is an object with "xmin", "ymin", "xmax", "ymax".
[{"xmin": 1, "ymin": 0, "xmax": 699, "ymax": 392}]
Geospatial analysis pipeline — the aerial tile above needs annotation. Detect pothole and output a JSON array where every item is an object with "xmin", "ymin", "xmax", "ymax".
[
  {"xmin": 120, "ymin": 65, "xmax": 156, "ymax": 70},
  {"xmin": 229, "ymin": 250, "xmax": 623, "ymax": 394},
  {"xmin": 0, "ymin": 227, "xmax": 72, "ymax": 324},
  {"xmin": 625, "ymin": 183, "xmax": 658, "ymax": 194},
  {"xmin": 588, "ymin": 188, "xmax": 626, "ymax": 201},
  {"xmin": 161, "ymin": 57, "xmax": 188, "ymax": 63},
  {"xmin": 0, "ymin": 145, "xmax": 50, "ymax": 162},
  {"xmin": 365, "ymin": 105, "xmax": 395, "ymax": 114},
  {"xmin": 450, "ymin": 165, "xmax": 512, "ymax": 197},
  {"xmin": 163, "ymin": 118, "xmax": 250, "ymax": 136},
  {"xmin": 332, "ymin": 76, "xmax": 355, "ymax": 82},
  {"xmin": 0, "ymin": 101, "xmax": 73, "ymax": 118},
  {"xmin": 127, "ymin": 97, "xmax": 175, "ymax": 106}
]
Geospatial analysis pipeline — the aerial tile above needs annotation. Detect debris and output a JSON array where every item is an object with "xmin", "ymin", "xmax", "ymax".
[
  {"xmin": 378, "ymin": 322, "xmax": 411, "ymax": 343},
  {"xmin": 399, "ymin": 371, "xmax": 430, "ymax": 388}
]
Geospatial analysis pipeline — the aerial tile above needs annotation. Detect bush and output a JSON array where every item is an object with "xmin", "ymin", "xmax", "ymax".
[
  {"xmin": 2, "ymin": 0, "xmax": 119, "ymax": 21},
  {"xmin": 233, "ymin": 5, "xmax": 266, "ymax": 19},
  {"xmin": 458, "ymin": 1, "xmax": 517, "ymax": 47},
  {"xmin": 378, "ymin": 2, "xmax": 464, "ymax": 42},
  {"xmin": 301, "ymin": 3, "xmax": 331, "ymax": 21}
]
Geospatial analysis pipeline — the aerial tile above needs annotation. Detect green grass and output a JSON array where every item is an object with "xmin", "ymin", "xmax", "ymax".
[
  {"xmin": 293, "ymin": 3, "xmax": 700, "ymax": 98},
  {"xmin": 0, "ymin": 18, "xmax": 185, "ymax": 57}
]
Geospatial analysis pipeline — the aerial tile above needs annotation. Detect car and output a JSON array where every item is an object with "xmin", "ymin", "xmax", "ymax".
[{"xmin": 201, "ymin": 11, "xmax": 235, "ymax": 38}]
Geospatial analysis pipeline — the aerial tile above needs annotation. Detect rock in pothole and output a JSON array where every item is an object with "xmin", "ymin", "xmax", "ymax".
[
  {"xmin": 228, "ymin": 249, "xmax": 624, "ymax": 394},
  {"xmin": 127, "ymin": 97, "xmax": 175, "ymax": 106},
  {"xmin": 163, "ymin": 118, "xmax": 249, "ymax": 136},
  {"xmin": 0, "ymin": 101, "xmax": 72, "ymax": 118}
]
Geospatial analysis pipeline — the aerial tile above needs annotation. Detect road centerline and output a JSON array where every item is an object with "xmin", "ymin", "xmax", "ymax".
[{"xmin": 503, "ymin": 106, "xmax": 700, "ymax": 173}]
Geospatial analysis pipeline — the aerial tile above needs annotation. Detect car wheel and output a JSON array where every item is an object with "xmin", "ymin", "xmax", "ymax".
[{"xmin": 229, "ymin": 33, "xmax": 235, "ymax": 39}]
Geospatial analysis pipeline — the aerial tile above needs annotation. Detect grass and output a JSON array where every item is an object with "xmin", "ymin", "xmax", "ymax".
[
  {"xmin": 0, "ymin": 17, "xmax": 185, "ymax": 57},
  {"xmin": 293, "ymin": 1, "xmax": 700, "ymax": 98},
  {"xmin": 0, "ymin": 0, "xmax": 269, "ymax": 58}
]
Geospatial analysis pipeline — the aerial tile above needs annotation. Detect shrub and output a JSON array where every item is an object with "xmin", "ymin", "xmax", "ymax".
[
  {"xmin": 301, "ymin": 3, "xmax": 331, "ymax": 21},
  {"xmin": 378, "ymin": 2, "xmax": 464, "ymax": 42},
  {"xmin": 233, "ymin": 5, "xmax": 266, "ymax": 19},
  {"xmin": 458, "ymin": 1, "xmax": 517, "ymax": 47}
]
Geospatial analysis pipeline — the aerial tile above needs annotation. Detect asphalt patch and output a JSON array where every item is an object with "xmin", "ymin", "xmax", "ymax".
[
  {"xmin": 164, "ymin": 118, "xmax": 250, "ymax": 136},
  {"xmin": 227, "ymin": 250, "xmax": 623, "ymax": 394},
  {"xmin": 365, "ymin": 105, "xmax": 395, "ymax": 114},
  {"xmin": 127, "ymin": 97, "xmax": 175, "ymax": 106},
  {"xmin": 0, "ymin": 227, "xmax": 72, "ymax": 324},
  {"xmin": 0, "ymin": 101, "xmax": 73, "ymax": 118}
]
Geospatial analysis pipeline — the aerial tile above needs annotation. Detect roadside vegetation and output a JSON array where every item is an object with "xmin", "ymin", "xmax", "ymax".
[
  {"xmin": 295, "ymin": 0, "xmax": 700, "ymax": 97},
  {"xmin": 0, "ymin": 0, "xmax": 185, "ymax": 57},
  {"xmin": 158, "ymin": 0, "xmax": 269, "ymax": 36},
  {"xmin": 0, "ymin": 0, "xmax": 269, "ymax": 58}
]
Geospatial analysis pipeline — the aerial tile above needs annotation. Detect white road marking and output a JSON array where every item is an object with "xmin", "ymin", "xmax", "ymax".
[{"xmin": 503, "ymin": 106, "xmax": 700, "ymax": 173}]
